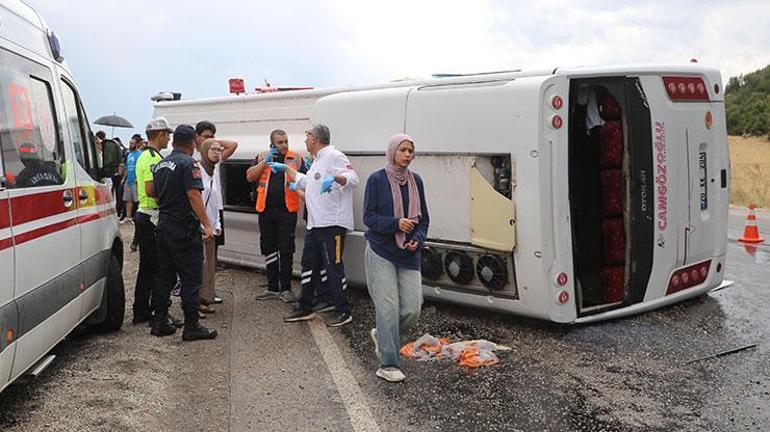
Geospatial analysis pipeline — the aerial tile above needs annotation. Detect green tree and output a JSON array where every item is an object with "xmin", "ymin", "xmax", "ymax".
[{"xmin": 726, "ymin": 65, "xmax": 770, "ymax": 136}]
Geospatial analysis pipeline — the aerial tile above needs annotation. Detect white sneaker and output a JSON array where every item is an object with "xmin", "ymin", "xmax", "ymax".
[
  {"xmin": 375, "ymin": 367, "xmax": 405, "ymax": 383},
  {"xmin": 370, "ymin": 328, "xmax": 379, "ymax": 357},
  {"xmin": 279, "ymin": 290, "xmax": 295, "ymax": 303}
]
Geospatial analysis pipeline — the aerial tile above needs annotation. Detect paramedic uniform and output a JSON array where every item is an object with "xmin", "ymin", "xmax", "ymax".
[
  {"xmin": 293, "ymin": 145, "xmax": 359, "ymax": 314},
  {"xmin": 253, "ymin": 150, "xmax": 303, "ymax": 293}
]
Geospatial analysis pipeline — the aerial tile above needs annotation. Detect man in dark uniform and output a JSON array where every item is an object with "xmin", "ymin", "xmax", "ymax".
[
  {"xmin": 14, "ymin": 142, "xmax": 63, "ymax": 187},
  {"xmin": 148, "ymin": 124, "xmax": 217, "ymax": 341}
]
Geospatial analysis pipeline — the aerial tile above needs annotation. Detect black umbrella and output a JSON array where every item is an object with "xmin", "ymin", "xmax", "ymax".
[{"xmin": 94, "ymin": 114, "xmax": 134, "ymax": 136}]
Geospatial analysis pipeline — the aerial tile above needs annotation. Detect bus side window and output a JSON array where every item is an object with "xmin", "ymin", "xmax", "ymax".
[
  {"xmin": 0, "ymin": 50, "xmax": 64, "ymax": 189},
  {"xmin": 221, "ymin": 161, "xmax": 256, "ymax": 212}
]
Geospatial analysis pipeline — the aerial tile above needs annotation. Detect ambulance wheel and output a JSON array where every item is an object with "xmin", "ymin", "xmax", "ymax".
[{"xmin": 89, "ymin": 255, "xmax": 125, "ymax": 333}]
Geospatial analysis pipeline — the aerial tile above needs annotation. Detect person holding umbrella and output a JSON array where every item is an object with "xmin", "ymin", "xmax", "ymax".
[{"xmin": 94, "ymin": 113, "xmax": 134, "ymax": 137}]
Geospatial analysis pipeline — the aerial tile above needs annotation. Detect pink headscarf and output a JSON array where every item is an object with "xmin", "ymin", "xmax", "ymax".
[{"xmin": 385, "ymin": 133, "xmax": 421, "ymax": 249}]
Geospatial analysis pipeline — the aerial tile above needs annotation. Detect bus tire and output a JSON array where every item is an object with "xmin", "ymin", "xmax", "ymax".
[{"xmin": 88, "ymin": 255, "xmax": 125, "ymax": 334}]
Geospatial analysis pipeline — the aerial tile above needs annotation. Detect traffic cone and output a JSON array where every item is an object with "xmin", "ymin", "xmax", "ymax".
[{"xmin": 738, "ymin": 204, "xmax": 765, "ymax": 243}]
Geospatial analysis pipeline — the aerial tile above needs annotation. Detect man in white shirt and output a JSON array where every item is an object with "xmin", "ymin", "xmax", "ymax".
[{"xmin": 270, "ymin": 124, "xmax": 359, "ymax": 327}]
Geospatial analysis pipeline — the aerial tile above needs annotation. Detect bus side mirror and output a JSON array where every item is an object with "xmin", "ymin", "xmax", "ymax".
[{"xmin": 100, "ymin": 139, "xmax": 121, "ymax": 179}]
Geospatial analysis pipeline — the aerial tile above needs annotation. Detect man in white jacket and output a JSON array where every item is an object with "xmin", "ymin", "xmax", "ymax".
[{"xmin": 269, "ymin": 124, "xmax": 359, "ymax": 327}]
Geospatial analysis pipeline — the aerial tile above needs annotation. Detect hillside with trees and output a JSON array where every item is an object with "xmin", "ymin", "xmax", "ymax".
[{"xmin": 725, "ymin": 65, "xmax": 770, "ymax": 137}]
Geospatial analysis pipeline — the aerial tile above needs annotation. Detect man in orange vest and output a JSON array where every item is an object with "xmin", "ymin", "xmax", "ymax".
[{"xmin": 246, "ymin": 129, "xmax": 304, "ymax": 302}]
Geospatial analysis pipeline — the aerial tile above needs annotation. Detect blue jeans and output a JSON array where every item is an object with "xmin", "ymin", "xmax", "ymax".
[{"xmin": 365, "ymin": 243, "xmax": 422, "ymax": 368}]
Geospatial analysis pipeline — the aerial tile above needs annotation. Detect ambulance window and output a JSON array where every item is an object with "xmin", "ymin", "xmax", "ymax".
[
  {"xmin": 61, "ymin": 79, "xmax": 100, "ymax": 180},
  {"xmin": 0, "ymin": 50, "xmax": 64, "ymax": 189}
]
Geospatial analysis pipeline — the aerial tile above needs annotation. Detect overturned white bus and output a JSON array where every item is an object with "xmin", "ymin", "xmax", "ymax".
[{"xmin": 153, "ymin": 64, "xmax": 730, "ymax": 323}]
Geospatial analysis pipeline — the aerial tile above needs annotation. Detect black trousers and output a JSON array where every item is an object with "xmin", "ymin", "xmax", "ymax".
[
  {"xmin": 133, "ymin": 212, "xmax": 158, "ymax": 319},
  {"xmin": 258, "ymin": 208, "xmax": 297, "ymax": 292},
  {"xmin": 154, "ymin": 221, "xmax": 203, "ymax": 316},
  {"xmin": 113, "ymin": 175, "xmax": 125, "ymax": 218},
  {"xmin": 131, "ymin": 217, "xmax": 139, "ymax": 247},
  {"xmin": 297, "ymin": 226, "xmax": 350, "ymax": 314}
]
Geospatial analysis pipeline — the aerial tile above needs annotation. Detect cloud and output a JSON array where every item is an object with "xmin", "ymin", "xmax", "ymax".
[
  {"xmin": 326, "ymin": 0, "xmax": 770, "ymax": 82},
  {"xmin": 26, "ymin": 0, "xmax": 770, "ymax": 142}
]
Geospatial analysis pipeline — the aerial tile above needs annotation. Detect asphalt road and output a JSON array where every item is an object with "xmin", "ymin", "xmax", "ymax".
[{"xmin": 0, "ymin": 209, "xmax": 767, "ymax": 432}]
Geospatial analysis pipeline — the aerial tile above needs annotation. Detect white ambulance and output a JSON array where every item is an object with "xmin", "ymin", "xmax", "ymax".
[
  {"xmin": 0, "ymin": 0, "xmax": 125, "ymax": 392},
  {"xmin": 154, "ymin": 63, "xmax": 730, "ymax": 324}
]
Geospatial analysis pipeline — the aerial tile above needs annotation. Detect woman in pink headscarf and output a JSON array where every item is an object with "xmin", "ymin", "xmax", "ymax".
[{"xmin": 363, "ymin": 133, "xmax": 429, "ymax": 382}]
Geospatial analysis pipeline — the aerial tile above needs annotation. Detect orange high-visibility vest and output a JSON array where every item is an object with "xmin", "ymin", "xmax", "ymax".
[{"xmin": 255, "ymin": 149, "xmax": 300, "ymax": 213}]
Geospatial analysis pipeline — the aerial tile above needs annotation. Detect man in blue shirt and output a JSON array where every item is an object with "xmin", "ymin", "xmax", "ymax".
[{"xmin": 122, "ymin": 134, "xmax": 142, "ymax": 250}]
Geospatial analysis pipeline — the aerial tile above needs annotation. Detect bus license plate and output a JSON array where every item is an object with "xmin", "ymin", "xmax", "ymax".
[{"xmin": 699, "ymin": 151, "xmax": 708, "ymax": 210}]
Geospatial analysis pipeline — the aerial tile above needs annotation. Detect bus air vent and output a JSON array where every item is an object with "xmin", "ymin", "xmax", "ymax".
[
  {"xmin": 421, "ymin": 248, "xmax": 443, "ymax": 280},
  {"xmin": 444, "ymin": 251, "xmax": 474, "ymax": 285},
  {"xmin": 476, "ymin": 255, "xmax": 508, "ymax": 290}
]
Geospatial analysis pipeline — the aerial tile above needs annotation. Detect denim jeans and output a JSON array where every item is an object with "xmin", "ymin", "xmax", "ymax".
[{"xmin": 365, "ymin": 243, "xmax": 422, "ymax": 368}]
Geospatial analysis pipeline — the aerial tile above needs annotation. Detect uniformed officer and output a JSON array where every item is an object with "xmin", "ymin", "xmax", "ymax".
[
  {"xmin": 148, "ymin": 124, "xmax": 217, "ymax": 341},
  {"xmin": 132, "ymin": 117, "xmax": 181, "ymax": 328},
  {"xmin": 14, "ymin": 142, "xmax": 63, "ymax": 187},
  {"xmin": 272, "ymin": 124, "xmax": 360, "ymax": 327}
]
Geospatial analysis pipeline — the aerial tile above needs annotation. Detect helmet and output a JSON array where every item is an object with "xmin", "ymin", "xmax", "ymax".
[{"xmin": 18, "ymin": 142, "xmax": 40, "ymax": 160}]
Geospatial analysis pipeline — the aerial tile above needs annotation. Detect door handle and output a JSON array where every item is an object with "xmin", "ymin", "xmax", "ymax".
[
  {"xmin": 62, "ymin": 190, "xmax": 74, "ymax": 208},
  {"xmin": 79, "ymin": 190, "xmax": 88, "ymax": 202}
]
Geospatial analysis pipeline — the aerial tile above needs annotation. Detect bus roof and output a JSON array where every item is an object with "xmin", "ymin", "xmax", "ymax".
[{"xmin": 154, "ymin": 63, "xmax": 721, "ymax": 109}]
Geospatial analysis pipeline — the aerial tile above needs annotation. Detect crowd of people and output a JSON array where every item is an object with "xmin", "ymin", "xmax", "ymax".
[{"xmin": 120, "ymin": 118, "xmax": 430, "ymax": 382}]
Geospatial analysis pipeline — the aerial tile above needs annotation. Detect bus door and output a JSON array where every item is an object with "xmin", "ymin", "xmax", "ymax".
[
  {"xmin": 634, "ymin": 73, "xmax": 726, "ymax": 301},
  {"xmin": 682, "ymin": 99, "xmax": 729, "ymax": 266}
]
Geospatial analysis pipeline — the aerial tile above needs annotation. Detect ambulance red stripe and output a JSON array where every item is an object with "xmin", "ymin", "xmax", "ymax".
[
  {"xmin": 0, "ymin": 199, "xmax": 9, "ymax": 230},
  {"xmin": 77, "ymin": 208, "xmax": 116, "ymax": 224},
  {"xmin": 0, "ymin": 185, "xmax": 112, "ymax": 227},
  {"xmin": 13, "ymin": 217, "xmax": 78, "ymax": 246},
  {"xmin": 0, "ymin": 238, "xmax": 12, "ymax": 250},
  {"xmin": 0, "ymin": 185, "xmax": 115, "ymax": 251},
  {"xmin": 6, "ymin": 190, "xmax": 73, "ymax": 226}
]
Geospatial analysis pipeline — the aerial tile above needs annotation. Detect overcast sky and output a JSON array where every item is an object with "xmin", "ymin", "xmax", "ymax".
[{"xmin": 29, "ymin": 0, "xmax": 770, "ymax": 142}]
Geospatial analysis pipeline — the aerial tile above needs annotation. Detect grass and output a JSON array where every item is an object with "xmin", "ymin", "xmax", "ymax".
[{"xmin": 729, "ymin": 135, "xmax": 770, "ymax": 208}]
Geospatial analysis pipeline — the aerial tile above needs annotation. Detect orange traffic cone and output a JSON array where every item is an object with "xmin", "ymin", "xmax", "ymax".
[{"xmin": 738, "ymin": 204, "xmax": 765, "ymax": 243}]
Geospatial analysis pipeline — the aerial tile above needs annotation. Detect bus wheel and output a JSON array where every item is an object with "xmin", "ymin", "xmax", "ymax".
[{"xmin": 89, "ymin": 255, "xmax": 125, "ymax": 333}]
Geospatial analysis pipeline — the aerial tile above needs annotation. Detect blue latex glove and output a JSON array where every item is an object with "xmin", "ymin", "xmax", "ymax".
[
  {"xmin": 302, "ymin": 155, "xmax": 313, "ymax": 171},
  {"xmin": 267, "ymin": 162, "xmax": 288, "ymax": 173},
  {"xmin": 263, "ymin": 148, "xmax": 279, "ymax": 163},
  {"xmin": 288, "ymin": 182, "xmax": 298, "ymax": 192},
  {"xmin": 320, "ymin": 175, "xmax": 336, "ymax": 194}
]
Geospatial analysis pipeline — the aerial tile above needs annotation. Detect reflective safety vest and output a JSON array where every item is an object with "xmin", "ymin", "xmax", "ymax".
[{"xmin": 255, "ymin": 149, "xmax": 300, "ymax": 213}]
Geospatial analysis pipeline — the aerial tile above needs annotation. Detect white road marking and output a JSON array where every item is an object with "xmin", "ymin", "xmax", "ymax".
[{"xmin": 307, "ymin": 319, "xmax": 381, "ymax": 432}]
